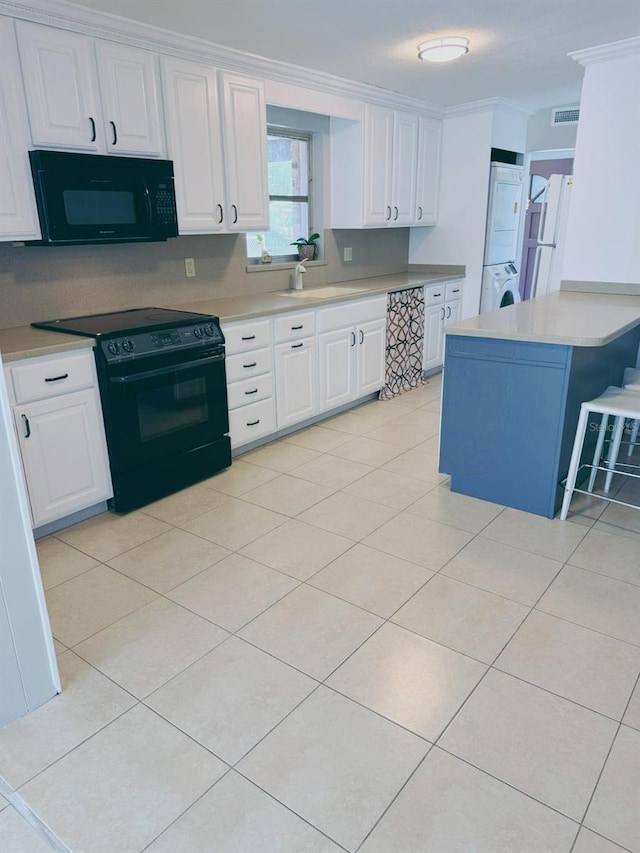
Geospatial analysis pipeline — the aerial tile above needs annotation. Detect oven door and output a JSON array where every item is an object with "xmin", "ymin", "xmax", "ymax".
[{"xmin": 102, "ymin": 348, "xmax": 229, "ymax": 472}]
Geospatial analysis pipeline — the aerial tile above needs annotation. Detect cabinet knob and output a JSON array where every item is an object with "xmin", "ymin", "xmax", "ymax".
[{"xmin": 110, "ymin": 121, "xmax": 118, "ymax": 146}]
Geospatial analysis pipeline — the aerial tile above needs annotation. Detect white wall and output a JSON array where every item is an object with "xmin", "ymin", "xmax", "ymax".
[
  {"xmin": 562, "ymin": 50, "xmax": 640, "ymax": 284},
  {"xmin": 527, "ymin": 106, "xmax": 578, "ymax": 152}
]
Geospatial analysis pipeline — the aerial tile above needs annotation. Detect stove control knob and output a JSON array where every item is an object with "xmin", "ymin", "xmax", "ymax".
[
  {"xmin": 193, "ymin": 326, "xmax": 204, "ymax": 338},
  {"xmin": 121, "ymin": 338, "xmax": 135, "ymax": 353},
  {"xmin": 107, "ymin": 341, "xmax": 120, "ymax": 355},
  {"xmin": 203, "ymin": 323, "xmax": 215, "ymax": 337}
]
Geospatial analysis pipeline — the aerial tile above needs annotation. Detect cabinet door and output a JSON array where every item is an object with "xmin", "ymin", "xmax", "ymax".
[
  {"xmin": 0, "ymin": 21, "xmax": 40, "ymax": 240},
  {"xmin": 357, "ymin": 318, "xmax": 387, "ymax": 395},
  {"xmin": 415, "ymin": 117, "xmax": 442, "ymax": 225},
  {"xmin": 445, "ymin": 299, "xmax": 462, "ymax": 328},
  {"xmin": 15, "ymin": 388, "xmax": 112, "ymax": 527},
  {"xmin": 16, "ymin": 22, "xmax": 101, "ymax": 151},
  {"xmin": 363, "ymin": 104, "xmax": 394, "ymax": 227},
  {"xmin": 423, "ymin": 303, "xmax": 444, "ymax": 372},
  {"xmin": 161, "ymin": 57, "xmax": 226, "ymax": 233},
  {"xmin": 275, "ymin": 338, "xmax": 317, "ymax": 428},
  {"xmin": 220, "ymin": 73, "xmax": 269, "ymax": 231},
  {"xmin": 318, "ymin": 328, "xmax": 356, "ymax": 411},
  {"xmin": 391, "ymin": 111, "xmax": 419, "ymax": 225},
  {"xmin": 96, "ymin": 42, "xmax": 164, "ymax": 157}
]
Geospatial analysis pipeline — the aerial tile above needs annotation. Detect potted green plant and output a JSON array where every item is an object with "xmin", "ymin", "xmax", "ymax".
[{"xmin": 291, "ymin": 232, "xmax": 320, "ymax": 261}]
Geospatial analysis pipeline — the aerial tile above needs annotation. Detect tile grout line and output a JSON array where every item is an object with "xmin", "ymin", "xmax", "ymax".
[{"xmin": 0, "ymin": 775, "xmax": 70, "ymax": 853}]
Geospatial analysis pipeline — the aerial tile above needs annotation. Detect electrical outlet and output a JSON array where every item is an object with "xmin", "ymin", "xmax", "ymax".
[
  {"xmin": 185, "ymin": 258, "xmax": 196, "ymax": 278},
  {"xmin": 343, "ymin": 247, "xmax": 353, "ymax": 262}
]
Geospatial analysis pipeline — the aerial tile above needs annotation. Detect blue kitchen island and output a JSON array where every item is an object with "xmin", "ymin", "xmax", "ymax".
[{"xmin": 439, "ymin": 290, "xmax": 640, "ymax": 518}]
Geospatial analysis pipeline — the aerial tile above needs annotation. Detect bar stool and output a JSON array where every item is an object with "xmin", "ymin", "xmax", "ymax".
[
  {"xmin": 623, "ymin": 368, "xmax": 640, "ymax": 456},
  {"xmin": 560, "ymin": 385, "xmax": 640, "ymax": 521}
]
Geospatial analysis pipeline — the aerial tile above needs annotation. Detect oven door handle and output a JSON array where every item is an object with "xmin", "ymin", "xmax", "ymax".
[{"xmin": 108, "ymin": 352, "xmax": 224, "ymax": 383}]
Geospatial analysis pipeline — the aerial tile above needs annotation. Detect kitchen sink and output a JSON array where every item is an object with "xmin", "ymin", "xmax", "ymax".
[{"xmin": 278, "ymin": 285, "xmax": 372, "ymax": 299}]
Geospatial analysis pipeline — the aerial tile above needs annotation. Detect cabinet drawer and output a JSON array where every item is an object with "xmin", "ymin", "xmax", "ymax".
[
  {"xmin": 225, "ymin": 347, "xmax": 272, "ymax": 382},
  {"xmin": 223, "ymin": 319, "xmax": 272, "ymax": 354},
  {"xmin": 274, "ymin": 311, "xmax": 316, "ymax": 343},
  {"xmin": 317, "ymin": 295, "xmax": 387, "ymax": 333},
  {"xmin": 446, "ymin": 281, "xmax": 463, "ymax": 301},
  {"xmin": 229, "ymin": 397, "xmax": 275, "ymax": 447},
  {"xmin": 424, "ymin": 285, "xmax": 446, "ymax": 306},
  {"xmin": 227, "ymin": 373, "xmax": 273, "ymax": 410},
  {"xmin": 10, "ymin": 351, "xmax": 96, "ymax": 404}
]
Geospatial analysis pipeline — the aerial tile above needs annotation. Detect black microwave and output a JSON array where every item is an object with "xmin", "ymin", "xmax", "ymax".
[{"xmin": 27, "ymin": 150, "xmax": 179, "ymax": 246}]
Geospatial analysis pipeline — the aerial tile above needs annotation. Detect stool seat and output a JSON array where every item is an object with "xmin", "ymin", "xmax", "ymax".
[{"xmin": 560, "ymin": 385, "xmax": 640, "ymax": 521}]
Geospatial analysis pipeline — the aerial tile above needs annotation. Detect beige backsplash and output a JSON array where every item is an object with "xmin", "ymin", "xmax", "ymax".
[{"xmin": 0, "ymin": 228, "xmax": 411, "ymax": 328}]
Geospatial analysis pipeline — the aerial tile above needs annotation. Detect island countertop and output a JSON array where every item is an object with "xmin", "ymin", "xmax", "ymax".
[{"xmin": 445, "ymin": 291, "xmax": 640, "ymax": 347}]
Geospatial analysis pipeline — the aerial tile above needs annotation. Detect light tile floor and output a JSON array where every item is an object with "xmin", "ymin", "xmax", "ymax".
[{"xmin": 2, "ymin": 374, "xmax": 640, "ymax": 852}]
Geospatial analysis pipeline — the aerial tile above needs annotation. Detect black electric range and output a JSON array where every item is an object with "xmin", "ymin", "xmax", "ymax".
[{"xmin": 33, "ymin": 308, "xmax": 231, "ymax": 512}]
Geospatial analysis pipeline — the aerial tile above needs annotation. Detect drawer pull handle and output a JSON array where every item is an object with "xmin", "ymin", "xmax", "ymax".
[
  {"xmin": 110, "ymin": 120, "xmax": 117, "ymax": 146},
  {"xmin": 441, "ymin": 307, "xmax": 445, "ymax": 320},
  {"xmin": 291, "ymin": 325, "xmax": 303, "ymax": 330},
  {"xmin": 232, "ymin": 204, "xmax": 238, "ymax": 224},
  {"xmin": 451, "ymin": 288, "xmax": 460, "ymax": 293},
  {"xmin": 243, "ymin": 362, "xmax": 257, "ymax": 368},
  {"xmin": 393, "ymin": 206, "xmax": 399, "ymax": 221},
  {"xmin": 291, "ymin": 342, "xmax": 303, "ymax": 349},
  {"xmin": 446, "ymin": 306, "xmax": 452, "ymax": 318},
  {"xmin": 359, "ymin": 329, "xmax": 364, "ymax": 344},
  {"xmin": 433, "ymin": 292, "xmax": 442, "ymax": 298},
  {"xmin": 245, "ymin": 388, "xmax": 259, "ymax": 395},
  {"xmin": 247, "ymin": 419, "xmax": 260, "ymax": 426},
  {"xmin": 217, "ymin": 203, "xmax": 224, "ymax": 224},
  {"xmin": 350, "ymin": 331, "xmax": 356, "ymax": 347},
  {"xmin": 241, "ymin": 335, "xmax": 256, "ymax": 341},
  {"xmin": 417, "ymin": 206, "xmax": 423, "ymax": 220},
  {"xmin": 45, "ymin": 373, "xmax": 69, "ymax": 383},
  {"xmin": 22, "ymin": 414, "xmax": 30, "ymax": 439},
  {"xmin": 89, "ymin": 116, "xmax": 96, "ymax": 142},
  {"xmin": 386, "ymin": 206, "xmax": 391, "ymax": 221}
]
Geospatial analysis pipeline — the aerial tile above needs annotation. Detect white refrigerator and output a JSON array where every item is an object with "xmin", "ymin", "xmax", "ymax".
[{"xmin": 531, "ymin": 175, "xmax": 573, "ymax": 298}]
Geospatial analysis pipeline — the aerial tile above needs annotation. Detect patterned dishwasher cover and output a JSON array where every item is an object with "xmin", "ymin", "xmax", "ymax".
[{"xmin": 379, "ymin": 287, "xmax": 426, "ymax": 400}]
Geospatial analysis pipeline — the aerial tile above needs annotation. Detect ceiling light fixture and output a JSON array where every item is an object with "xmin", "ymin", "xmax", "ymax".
[{"xmin": 417, "ymin": 37, "xmax": 470, "ymax": 63}]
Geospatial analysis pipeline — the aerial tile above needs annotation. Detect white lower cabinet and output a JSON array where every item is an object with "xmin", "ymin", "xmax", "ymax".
[
  {"xmin": 275, "ymin": 338, "xmax": 316, "ymax": 428},
  {"xmin": 222, "ymin": 318, "xmax": 275, "ymax": 448},
  {"xmin": 423, "ymin": 280, "xmax": 463, "ymax": 372},
  {"xmin": 5, "ymin": 350, "xmax": 112, "ymax": 528},
  {"xmin": 317, "ymin": 296, "xmax": 387, "ymax": 412}
]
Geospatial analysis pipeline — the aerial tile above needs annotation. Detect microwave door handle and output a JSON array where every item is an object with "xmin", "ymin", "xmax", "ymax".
[
  {"xmin": 109, "ymin": 352, "xmax": 224, "ymax": 383},
  {"xmin": 143, "ymin": 184, "xmax": 153, "ymax": 227}
]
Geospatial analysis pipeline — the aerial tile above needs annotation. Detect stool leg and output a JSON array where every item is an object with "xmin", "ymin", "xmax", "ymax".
[
  {"xmin": 560, "ymin": 404, "xmax": 590, "ymax": 521},
  {"xmin": 604, "ymin": 415, "xmax": 625, "ymax": 493},
  {"xmin": 588, "ymin": 413, "xmax": 609, "ymax": 492},
  {"xmin": 627, "ymin": 419, "xmax": 639, "ymax": 457}
]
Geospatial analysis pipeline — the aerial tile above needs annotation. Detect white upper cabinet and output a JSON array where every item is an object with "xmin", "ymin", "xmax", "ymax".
[
  {"xmin": 16, "ymin": 22, "xmax": 101, "ymax": 151},
  {"xmin": 16, "ymin": 21, "xmax": 164, "ymax": 156},
  {"xmin": 220, "ymin": 72, "xmax": 269, "ymax": 231},
  {"xmin": 161, "ymin": 57, "xmax": 226, "ymax": 233},
  {"xmin": 95, "ymin": 41, "xmax": 164, "ymax": 156},
  {"xmin": 362, "ymin": 105, "xmax": 394, "ymax": 226},
  {"xmin": 415, "ymin": 117, "xmax": 442, "ymax": 225},
  {"xmin": 0, "ymin": 20, "xmax": 40, "ymax": 240},
  {"xmin": 331, "ymin": 105, "xmax": 431, "ymax": 229}
]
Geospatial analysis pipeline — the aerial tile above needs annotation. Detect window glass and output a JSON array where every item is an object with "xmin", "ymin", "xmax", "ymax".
[{"xmin": 247, "ymin": 129, "xmax": 313, "ymax": 261}]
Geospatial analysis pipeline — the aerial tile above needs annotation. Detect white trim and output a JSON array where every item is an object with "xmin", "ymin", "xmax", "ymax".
[
  {"xmin": 445, "ymin": 97, "xmax": 533, "ymax": 118},
  {"xmin": 1, "ymin": 0, "xmax": 445, "ymax": 116},
  {"xmin": 569, "ymin": 36, "xmax": 640, "ymax": 66}
]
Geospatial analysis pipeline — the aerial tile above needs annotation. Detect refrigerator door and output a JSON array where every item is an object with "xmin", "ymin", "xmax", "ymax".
[
  {"xmin": 537, "ymin": 174, "xmax": 565, "ymax": 246},
  {"xmin": 531, "ymin": 245, "xmax": 556, "ymax": 298}
]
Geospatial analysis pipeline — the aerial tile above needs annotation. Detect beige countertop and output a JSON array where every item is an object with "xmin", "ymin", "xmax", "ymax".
[
  {"xmin": 445, "ymin": 291, "xmax": 640, "ymax": 347},
  {"xmin": 0, "ymin": 271, "xmax": 461, "ymax": 362}
]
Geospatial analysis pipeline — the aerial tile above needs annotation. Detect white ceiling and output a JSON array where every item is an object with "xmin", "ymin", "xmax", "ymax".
[{"xmin": 72, "ymin": 0, "xmax": 640, "ymax": 110}]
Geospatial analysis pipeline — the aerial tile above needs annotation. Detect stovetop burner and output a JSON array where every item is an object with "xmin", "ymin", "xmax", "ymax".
[
  {"xmin": 32, "ymin": 307, "xmax": 224, "ymax": 365},
  {"xmin": 32, "ymin": 307, "xmax": 216, "ymax": 338}
]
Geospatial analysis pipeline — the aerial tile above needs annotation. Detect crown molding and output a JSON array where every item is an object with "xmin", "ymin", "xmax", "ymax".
[
  {"xmin": 445, "ymin": 97, "xmax": 533, "ymax": 118},
  {"xmin": 569, "ymin": 36, "xmax": 640, "ymax": 66},
  {"xmin": 0, "ymin": 0, "xmax": 445, "ymax": 117}
]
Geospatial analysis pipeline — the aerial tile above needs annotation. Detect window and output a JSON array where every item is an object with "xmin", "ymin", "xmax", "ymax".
[{"xmin": 247, "ymin": 129, "xmax": 313, "ymax": 262}]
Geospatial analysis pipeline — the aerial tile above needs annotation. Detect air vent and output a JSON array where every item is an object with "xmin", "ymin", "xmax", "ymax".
[{"xmin": 551, "ymin": 106, "xmax": 580, "ymax": 126}]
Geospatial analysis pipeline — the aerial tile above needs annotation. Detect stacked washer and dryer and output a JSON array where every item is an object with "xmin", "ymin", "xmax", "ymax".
[{"xmin": 480, "ymin": 164, "xmax": 524, "ymax": 313}]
